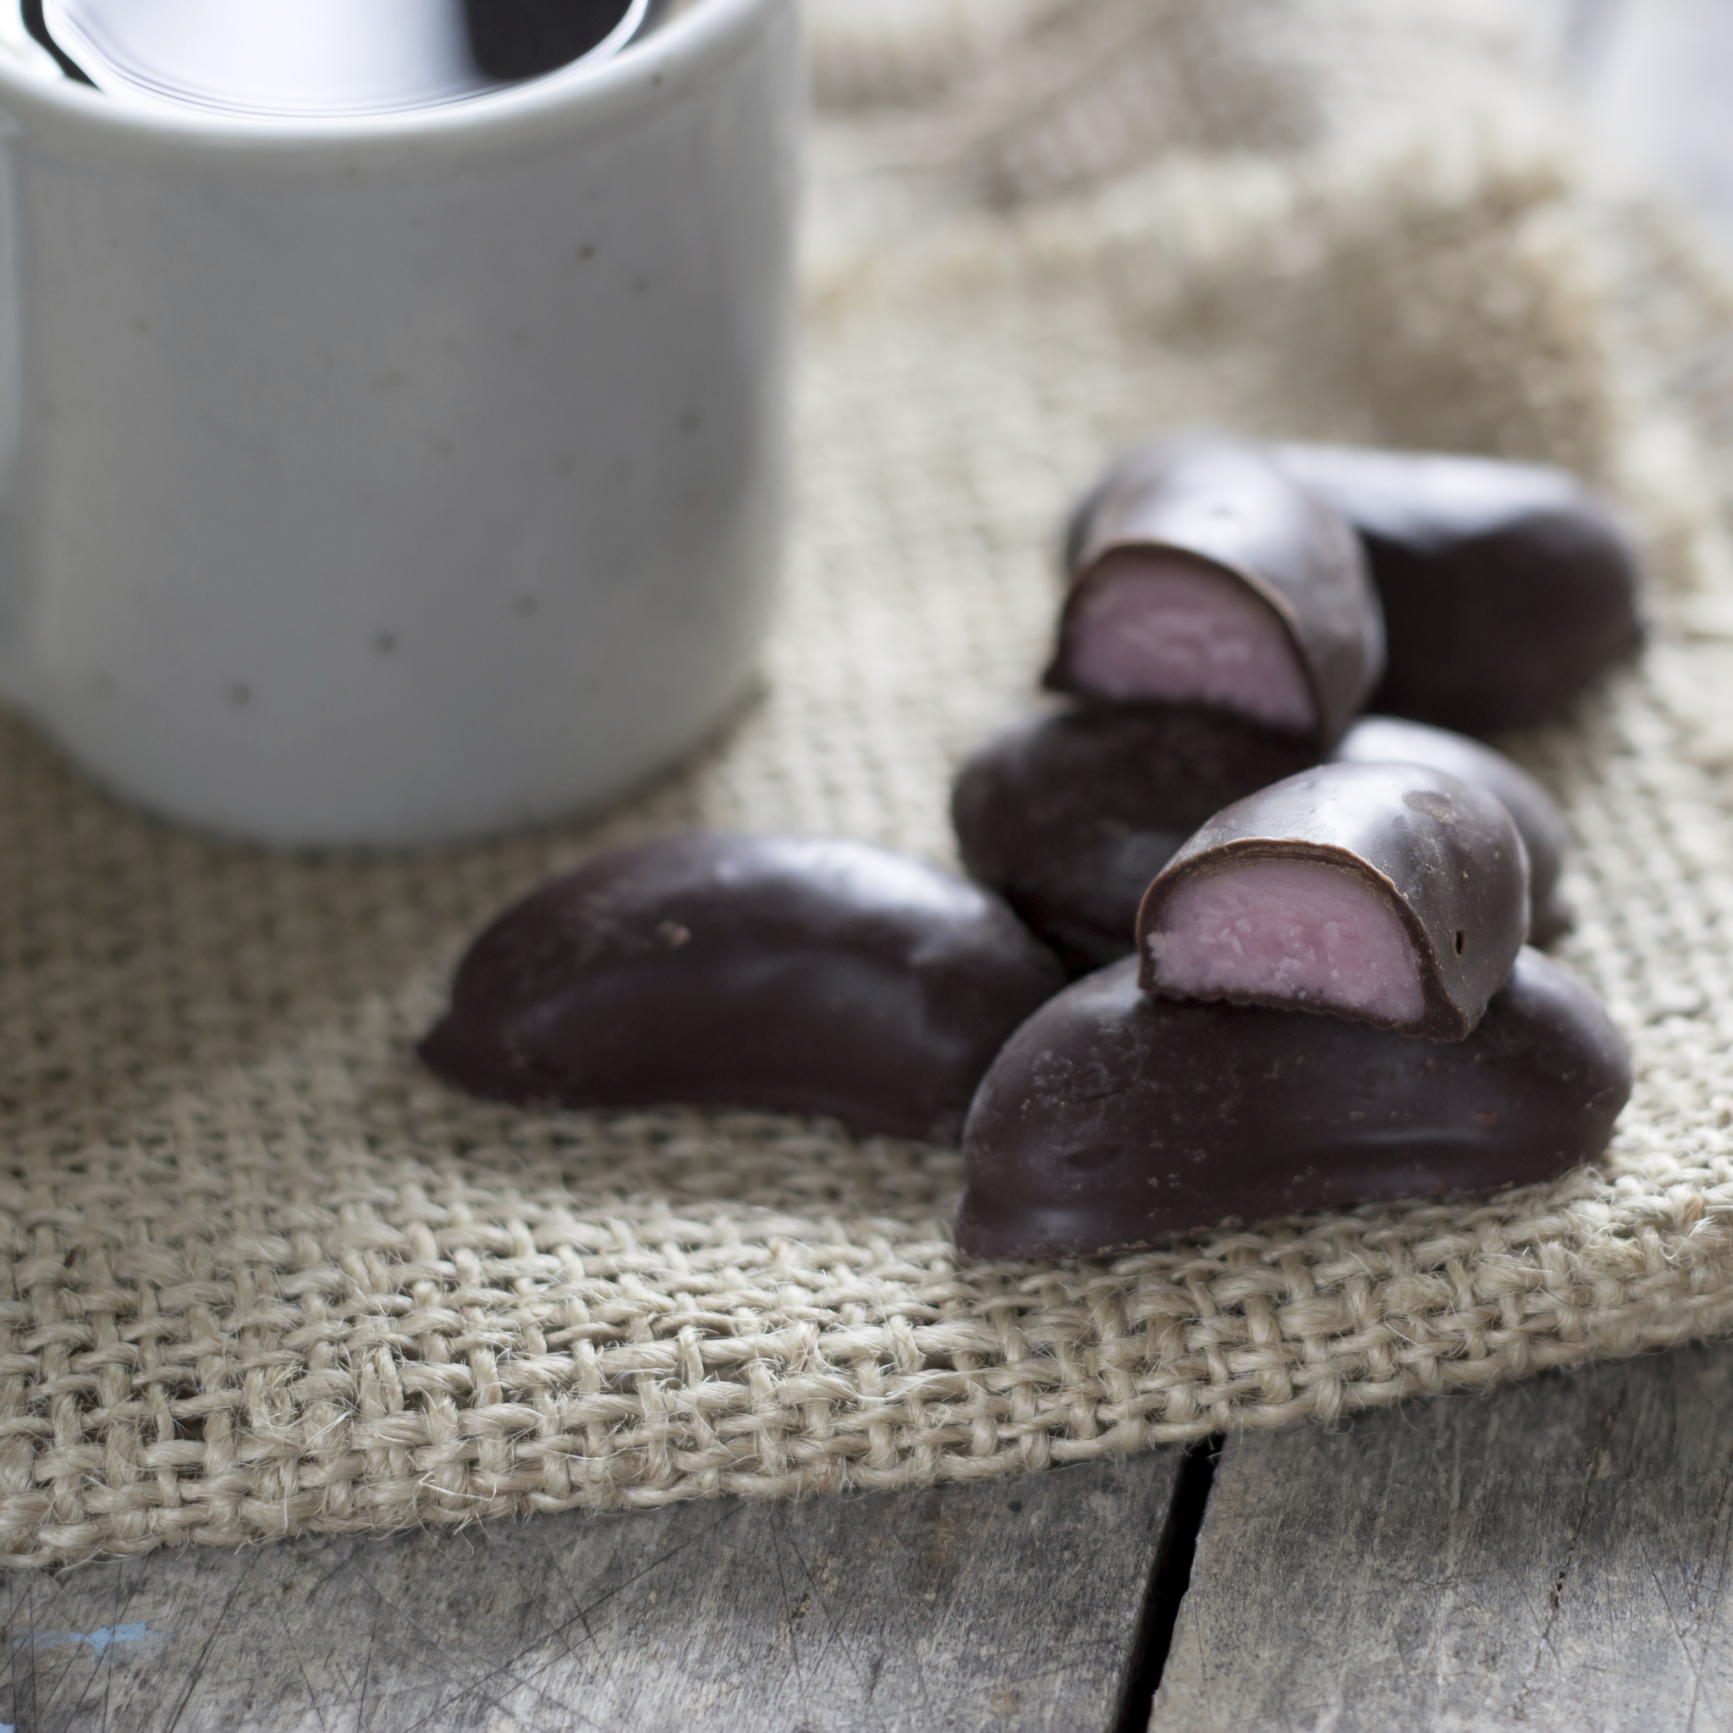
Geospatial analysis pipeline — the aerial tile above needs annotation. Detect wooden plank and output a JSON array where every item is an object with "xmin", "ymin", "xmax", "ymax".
[
  {"xmin": 0, "ymin": 1448, "xmax": 1186, "ymax": 1732},
  {"xmin": 1149, "ymin": 1340, "xmax": 1733, "ymax": 1733}
]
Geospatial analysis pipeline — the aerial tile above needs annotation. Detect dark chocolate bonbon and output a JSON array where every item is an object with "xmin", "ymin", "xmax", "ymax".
[
  {"xmin": 956, "ymin": 949, "xmax": 1631, "ymax": 1261},
  {"xmin": 950, "ymin": 703, "xmax": 1316, "ymax": 975},
  {"xmin": 1136, "ymin": 762, "xmax": 1529, "ymax": 1040},
  {"xmin": 1049, "ymin": 438, "xmax": 1385, "ymax": 747},
  {"xmin": 1273, "ymin": 442, "xmax": 1643, "ymax": 733},
  {"xmin": 419, "ymin": 832, "xmax": 1066, "ymax": 1142},
  {"xmin": 1331, "ymin": 715, "xmax": 1573, "ymax": 945}
]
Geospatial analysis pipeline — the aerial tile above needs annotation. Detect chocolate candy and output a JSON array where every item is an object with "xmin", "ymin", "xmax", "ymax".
[
  {"xmin": 951, "ymin": 703, "xmax": 1316, "ymax": 975},
  {"xmin": 1331, "ymin": 715, "xmax": 1572, "ymax": 945},
  {"xmin": 1136, "ymin": 762, "xmax": 1529, "ymax": 1040},
  {"xmin": 1273, "ymin": 443, "xmax": 1643, "ymax": 733},
  {"xmin": 1049, "ymin": 438, "xmax": 1385, "ymax": 746},
  {"xmin": 419, "ymin": 833, "xmax": 1067, "ymax": 1143},
  {"xmin": 955, "ymin": 949, "xmax": 1631, "ymax": 1260}
]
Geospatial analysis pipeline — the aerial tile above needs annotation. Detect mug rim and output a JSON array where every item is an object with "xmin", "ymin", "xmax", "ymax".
[{"xmin": 0, "ymin": 0, "xmax": 771, "ymax": 150}]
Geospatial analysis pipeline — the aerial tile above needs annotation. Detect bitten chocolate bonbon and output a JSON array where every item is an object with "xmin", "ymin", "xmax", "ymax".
[
  {"xmin": 419, "ymin": 833, "xmax": 1066, "ymax": 1142},
  {"xmin": 1273, "ymin": 442, "xmax": 1643, "ymax": 733},
  {"xmin": 1331, "ymin": 715, "xmax": 1573, "ymax": 945},
  {"xmin": 951, "ymin": 703, "xmax": 1316, "ymax": 974},
  {"xmin": 1049, "ymin": 438, "xmax": 1385, "ymax": 746},
  {"xmin": 950, "ymin": 702, "xmax": 1574, "ymax": 979},
  {"xmin": 1137, "ymin": 762, "xmax": 1529, "ymax": 1040},
  {"xmin": 956, "ymin": 949, "xmax": 1631, "ymax": 1261}
]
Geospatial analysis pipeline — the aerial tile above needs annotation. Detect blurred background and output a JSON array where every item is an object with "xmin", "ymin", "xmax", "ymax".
[{"xmin": 1527, "ymin": 0, "xmax": 1733, "ymax": 255}]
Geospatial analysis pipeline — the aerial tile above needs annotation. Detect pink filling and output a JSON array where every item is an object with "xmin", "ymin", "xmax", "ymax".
[
  {"xmin": 1067, "ymin": 555, "xmax": 1317, "ymax": 731},
  {"xmin": 1146, "ymin": 858, "xmax": 1425, "ymax": 1024}
]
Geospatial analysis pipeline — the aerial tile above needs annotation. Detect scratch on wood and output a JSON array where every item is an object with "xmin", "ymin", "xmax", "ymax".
[{"xmin": 1511, "ymin": 1394, "xmax": 1628, "ymax": 1722}]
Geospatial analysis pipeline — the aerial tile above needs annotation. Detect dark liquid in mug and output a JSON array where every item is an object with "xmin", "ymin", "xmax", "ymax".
[{"xmin": 24, "ymin": 0, "xmax": 649, "ymax": 115}]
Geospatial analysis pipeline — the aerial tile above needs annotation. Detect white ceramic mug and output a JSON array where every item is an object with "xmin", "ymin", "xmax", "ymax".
[{"xmin": 0, "ymin": 0, "xmax": 798, "ymax": 846}]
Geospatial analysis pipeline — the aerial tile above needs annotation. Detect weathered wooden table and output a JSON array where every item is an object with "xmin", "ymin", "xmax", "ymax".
[{"xmin": 4, "ymin": 1337, "xmax": 1730, "ymax": 1731}]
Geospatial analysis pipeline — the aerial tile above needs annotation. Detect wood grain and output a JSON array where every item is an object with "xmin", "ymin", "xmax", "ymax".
[
  {"xmin": 1149, "ymin": 1340, "xmax": 1733, "ymax": 1733},
  {"xmin": 0, "ymin": 1449, "xmax": 1185, "ymax": 1732}
]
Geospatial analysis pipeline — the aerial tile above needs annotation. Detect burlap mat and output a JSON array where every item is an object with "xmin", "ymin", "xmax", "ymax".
[{"xmin": 8, "ymin": 0, "xmax": 1733, "ymax": 1567}]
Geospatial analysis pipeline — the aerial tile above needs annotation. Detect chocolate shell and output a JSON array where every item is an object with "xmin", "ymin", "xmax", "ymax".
[
  {"xmin": 1332, "ymin": 715, "xmax": 1572, "ymax": 945},
  {"xmin": 951, "ymin": 703, "xmax": 1316, "ymax": 976},
  {"xmin": 1136, "ymin": 762, "xmax": 1529, "ymax": 1040},
  {"xmin": 955, "ymin": 949, "xmax": 1631, "ymax": 1261},
  {"xmin": 1273, "ymin": 443, "xmax": 1643, "ymax": 733},
  {"xmin": 1048, "ymin": 438, "xmax": 1385, "ymax": 746},
  {"xmin": 419, "ymin": 833, "xmax": 1066, "ymax": 1143}
]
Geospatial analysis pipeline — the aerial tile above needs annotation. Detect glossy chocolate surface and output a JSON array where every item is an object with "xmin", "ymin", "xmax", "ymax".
[
  {"xmin": 419, "ymin": 833, "xmax": 1066, "ymax": 1143},
  {"xmin": 1050, "ymin": 438, "xmax": 1385, "ymax": 746},
  {"xmin": 951, "ymin": 703, "xmax": 1316, "ymax": 975},
  {"xmin": 1332, "ymin": 715, "xmax": 1573, "ymax": 944},
  {"xmin": 1274, "ymin": 443, "xmax": 1643, "ymax": 733},
  {"xmin": 956, "ymin": 949, "xmax": 1631, "ymax": 1261},
  {"xmin": 1137, "ymin": 762, "xmax": 1529, "ymax": 1040}
]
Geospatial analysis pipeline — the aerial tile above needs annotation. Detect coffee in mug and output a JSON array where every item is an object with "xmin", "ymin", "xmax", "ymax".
[{"xmin": 23, "ymin": 0, "xmax": 669, "ymax": 117}]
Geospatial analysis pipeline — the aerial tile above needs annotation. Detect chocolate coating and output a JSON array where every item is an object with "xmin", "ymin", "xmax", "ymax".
[
  {"xmin": 1332, "ymin": 715, "xmax": 1572, "ymax": 945},
  {"xmin": 1273, "ymin": 443, "xmax": 1643, "ymax": 733},
  {"xmin": 1050, "ymin": 438, "xmax": 1385, "ymax": 746},
  {"xmin": 956, "ymin": 949, "xmax": 1631, "ymax": 1260},
  {"xmin": 419, "ymin": 833, "xmax": 1066, "ymax": 1143},
  {"xmin": 951, "ymin": 703, "xmax": 1316, "ymax": 975},
  {"xmin": 1136, "ymin": 762, "xmax": 1529, "ymax": 1040}
]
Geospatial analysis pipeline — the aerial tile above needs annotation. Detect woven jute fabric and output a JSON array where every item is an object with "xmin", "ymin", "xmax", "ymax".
[{"xmin": 9, "ymin": 0, "xmax": 1733, "ymax": 1567}]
